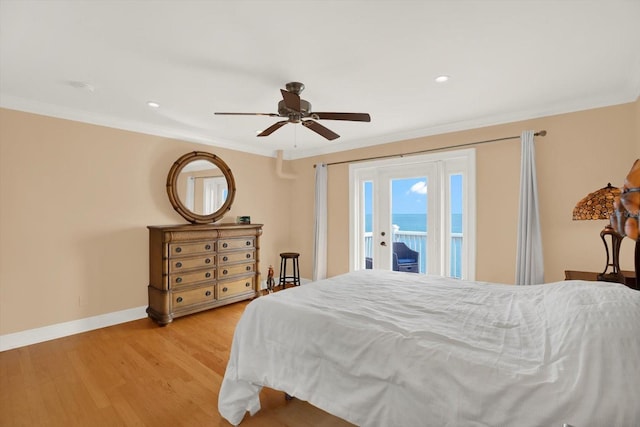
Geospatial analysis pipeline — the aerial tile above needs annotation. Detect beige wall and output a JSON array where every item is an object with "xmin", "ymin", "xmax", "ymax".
[
  {"xmin": 0, "ymin": 109, "xmax": 292, "ymax": 335},
  {"xmin": 636, "ymin": 97, "xmax": 640, "ymax": 158},
  {"xmin": 1, "ymin": 99, "xmax": 638, "ymax": 335},
  {"xmin": 288, "ymin": 100, "xmax": 639, "ymax": 283}
]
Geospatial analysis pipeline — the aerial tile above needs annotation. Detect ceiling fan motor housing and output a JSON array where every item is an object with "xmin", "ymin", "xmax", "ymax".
[{"xmin": 278, "ymin": 99, "xmax": 311, "ymax": 122}]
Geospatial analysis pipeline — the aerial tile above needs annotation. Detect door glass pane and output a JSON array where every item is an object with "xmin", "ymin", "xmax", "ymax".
[
  {"xmin": 364, "ymin": 180, "xmax": 373, "ymax": 269},
  {"xmin": 450, "ymin": 174, "xmax": 463, "ymax": 278},
  {"xmin": 391, "ymin": 177, "xmax": 427, "ymax": 274}
]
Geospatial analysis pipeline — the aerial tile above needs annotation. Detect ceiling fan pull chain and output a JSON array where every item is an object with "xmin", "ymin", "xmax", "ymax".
[{"xmin": 294, "ymin": 122, "xmax": 297, "ymax": 148}]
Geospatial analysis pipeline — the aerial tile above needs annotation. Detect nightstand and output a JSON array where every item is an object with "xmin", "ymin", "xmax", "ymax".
[{"xmin": 564, "ymin": 270, "xmax": 637, "ymax": 290}]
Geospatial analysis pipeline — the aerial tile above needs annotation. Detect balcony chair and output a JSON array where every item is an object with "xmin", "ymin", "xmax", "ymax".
[{"xmin": 392, "ymin": 242, "xmax": 419, "ymax": 273}]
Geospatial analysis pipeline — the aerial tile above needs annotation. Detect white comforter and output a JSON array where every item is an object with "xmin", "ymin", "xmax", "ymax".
[{"xmin": 218, "ymin": 270, "xmax": 640, "ymax": 426}]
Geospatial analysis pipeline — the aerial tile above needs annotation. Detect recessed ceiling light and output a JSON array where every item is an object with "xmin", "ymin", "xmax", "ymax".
[
  {"xmin": 147, "ymin": 101, "xmax": 160, "ymax": 108},
  {"xmin": 435, "ymin": 75, "xmax": 450, "ymax": 83}
]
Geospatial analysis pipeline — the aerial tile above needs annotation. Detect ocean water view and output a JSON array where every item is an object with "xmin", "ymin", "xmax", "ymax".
[{"xmin": 365, "ymin": 213, "xmax": 463, "ymax": 233}]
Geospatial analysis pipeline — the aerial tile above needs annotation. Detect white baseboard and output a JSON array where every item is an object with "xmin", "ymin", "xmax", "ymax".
[
  {"xmin": 0, "ymin": 306, "xmax": 148, "ymax": 352},
  {"xmin": 1, "ymin": 278, "xmax": 316, "ymax": 351}
]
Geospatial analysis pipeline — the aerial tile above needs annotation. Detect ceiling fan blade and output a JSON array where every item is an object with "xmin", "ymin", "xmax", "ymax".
[
  {"xmin": 302, "ymin": 120, "xmax": 340, "ymax": 141},
  {"xmin": 311, "ymin": 112, "xmax": 371, "ymax": 122},
  {"xmin": 214, "ymin": 112, "xmax": 279, "ymax": 117},
  {"xmin": 280, "ymin": 89, "xmax": 301, "ymax": 112},
  {"xmin": 257, "ymin": 120, "xmax": 289, "ymax": 137}
]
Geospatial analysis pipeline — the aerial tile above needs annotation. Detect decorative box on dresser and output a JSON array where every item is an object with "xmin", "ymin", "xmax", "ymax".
[{"xmin": 147, "ymin": 223, "xmax": 263, "ymax": 325}]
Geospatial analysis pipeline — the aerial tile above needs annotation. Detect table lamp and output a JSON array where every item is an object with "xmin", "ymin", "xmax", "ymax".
[{"xmin": 573, "ymin": 183, "xmax": 624, "ymax": 283}]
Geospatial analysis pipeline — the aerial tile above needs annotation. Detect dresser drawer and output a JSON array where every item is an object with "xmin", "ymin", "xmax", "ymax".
[
  {"xmin": 169, "ymin": 268, "xmax": 215, "ymax": 287},
  {"xmin": 218, "ymin": 277, "xmax": 254, "ymax": 299},
  {"xmin": 169, "ymin": 255, "xmax": 215, "ymax": 273},
  {"xmin": 219, "ymin": 250, "xmax": 254, "ymax": 264},
  {"xmin": 173, "ymin": 285, "xmax": 215, "ymax": 308},
  {"xmin": 219, "ymin": 263, "xmax": 254, "ymax": 279},
  {"xmin": 218, "ymin": 238, "xmax": 254, "ymax": 251},
  {"xmin": 169, "ymin": 241, "xmax": 215, "ymax": 257}
]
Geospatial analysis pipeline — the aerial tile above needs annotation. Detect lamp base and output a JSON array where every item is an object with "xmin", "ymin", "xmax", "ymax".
[{"xmin": 599, "ymin": 224, "xmax": 624, "ymax": 284}]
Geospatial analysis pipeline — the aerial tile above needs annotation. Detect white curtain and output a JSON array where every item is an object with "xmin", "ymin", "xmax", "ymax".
[
  {"xmin": 313, "ymin": 163, "xmax": 328, "ymax": 281},
  {"xmin": 185, "ymin": 177, "xmax": 195, "ymax": 211},
  {"xmin": 515, "ymin": 130, "xmax": 544, "ymax": 285}
]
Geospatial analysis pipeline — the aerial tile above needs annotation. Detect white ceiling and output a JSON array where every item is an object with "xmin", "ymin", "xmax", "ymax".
[{"xmin": 1, "ymin": 1, "xmax": 639, "ymax": 159}]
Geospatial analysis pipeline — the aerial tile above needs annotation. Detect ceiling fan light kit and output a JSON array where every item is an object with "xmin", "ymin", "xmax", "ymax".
[{"xmin": 215, "ymin": 82, "xmax": 371, "ymax": 141}]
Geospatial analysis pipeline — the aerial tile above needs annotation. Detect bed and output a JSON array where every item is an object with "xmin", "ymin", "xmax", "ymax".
[{"xmin": 218, "ymin": 270, "xmax": 640, "ymax": 426}]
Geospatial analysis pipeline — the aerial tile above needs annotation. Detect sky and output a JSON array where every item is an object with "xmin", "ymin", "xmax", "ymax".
[{"xmin": 364, "ymin": 175, "xmax": 463, "ymax": 215}]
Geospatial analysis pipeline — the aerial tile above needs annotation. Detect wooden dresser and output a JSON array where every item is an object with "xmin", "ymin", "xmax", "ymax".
[{"xmin": 147, "ymin": 223, "xmax": 263, "ymax": 325}]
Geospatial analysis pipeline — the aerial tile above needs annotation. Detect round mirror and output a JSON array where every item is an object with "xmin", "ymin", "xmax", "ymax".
[{"xmin": 166, "ymin": 151, "xmax": 236, "ymax": 224}]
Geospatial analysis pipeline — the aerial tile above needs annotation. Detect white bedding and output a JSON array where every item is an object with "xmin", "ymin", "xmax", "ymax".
[{"xmin": 218, "ymin": 270, "xmax": 640, "ymax": 426}]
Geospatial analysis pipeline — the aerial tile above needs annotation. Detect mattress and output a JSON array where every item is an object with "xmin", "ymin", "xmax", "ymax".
[{"xmin": 219, "ymin": 269, "xmax": 640, "ymax": 426}]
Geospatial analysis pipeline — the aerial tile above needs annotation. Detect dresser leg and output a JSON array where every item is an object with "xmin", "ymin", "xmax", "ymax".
[{"xmin": 147, "ymin": 307, "xmax": 173, "ymax": 326}]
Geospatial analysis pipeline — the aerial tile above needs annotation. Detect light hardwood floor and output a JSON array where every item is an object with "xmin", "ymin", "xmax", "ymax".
[{"xmin": 0, "ymin": 300, "xmax": 355, "ymax": 427}]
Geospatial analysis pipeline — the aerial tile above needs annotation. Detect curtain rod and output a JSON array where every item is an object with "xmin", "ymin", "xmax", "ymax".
[
  {"xmin": 314, "ymin": 130, "xmax": 547, "ymax": 167},
  {"xmin": 190, "ymin": 175, "xmax": 223, "ymax": 179}
]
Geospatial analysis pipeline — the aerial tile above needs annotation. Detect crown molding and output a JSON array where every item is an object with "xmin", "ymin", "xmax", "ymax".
[{"xmin": 2, "ymin": 92, "xmax": 637, "ymax": 162}]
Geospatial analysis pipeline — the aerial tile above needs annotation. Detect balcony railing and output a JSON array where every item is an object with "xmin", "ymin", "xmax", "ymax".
[{"xmin": 364, "ymin": 230, "xmax": 463, "ymax": 277}]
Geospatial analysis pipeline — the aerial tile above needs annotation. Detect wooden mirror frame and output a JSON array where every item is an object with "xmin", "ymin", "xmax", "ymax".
[{"xmin": 166, "ymin": 151, "xmax": 236, "ymax": 224}]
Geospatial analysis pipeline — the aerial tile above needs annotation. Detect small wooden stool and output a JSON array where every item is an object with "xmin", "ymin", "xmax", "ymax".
[{"xmin": 279, "ymin": 252, "xmax": 300, "ymax": 289}]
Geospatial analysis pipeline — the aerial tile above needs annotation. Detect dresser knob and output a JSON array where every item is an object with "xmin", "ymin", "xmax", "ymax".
[
  {"xmin": 175, "ymin": 262, "xmax": 182, "ymax": 268},
  {"xmin": 205, "ymin": 244, "xmax": 211, "ymax": 250},
  {"xmin": 176, "ymin": 297, "xmax": 183, "ymax": 303},
  {"xmin": 205, "ymin": 258, "xmax": 211, "ymax": 264},
  {"xmin": 246, "ymin": 266, "xmax": 251, "ymax": 271},
  {"xmin": 205, "ymin": 290, "xmax": 212, "ymax": 297},
  {"xmin": 222, "ymin": 287, "xmax": 228, "ymax": 292},
  {"xmin": 245, "ymin": 282, "xmax": 250, "ymax": 287},
  {"xmin": 223, "ymin": 269, "xmax": 228, "ymax": 275},
  {"xmin": 176, "ymin": 277, "xmax": 182, "ymax": 283},
  {"xmin": 223, "ymin": 256, "xmax": 228, "ymax": 261},
  {"xmin": 246, "ymin": 254, "xmax": 251, "ymax": 259},
  {"xmin": 223, "ymin": 243, "xmax": 228, "ymax": 248},
  {"xmin": 205, "ymin": 272, "xmax": 211, "ymax": 278},
  {"xmin": 175, "ymin": 247, "xmax": 182, "ymax": 253},
  {"xmin": 245, "ymin": 241, "xmax": 251, "ymax": 246}
]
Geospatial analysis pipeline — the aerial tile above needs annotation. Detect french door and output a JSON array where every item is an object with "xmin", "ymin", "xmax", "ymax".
[{"xmin": 349, "ymin": 149, "xmax": 476, "ymax": 279}]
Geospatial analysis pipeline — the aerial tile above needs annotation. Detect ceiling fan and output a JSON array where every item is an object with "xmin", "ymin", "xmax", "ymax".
[{"xmin": 214, "ymin": 82, "xmax": 371, "ymax": 141}]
